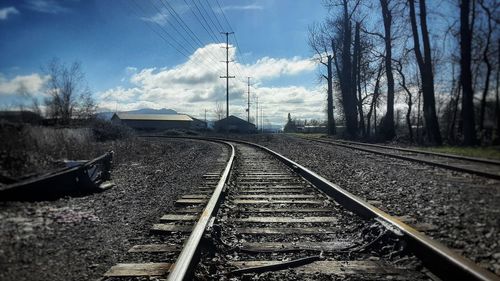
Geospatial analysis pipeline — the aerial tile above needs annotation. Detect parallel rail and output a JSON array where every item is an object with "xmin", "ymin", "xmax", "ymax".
[
  {"xmin": 302, "ymin": 137, "xmax": 500, "ymax": 180},
  {"xmin": 231, "ymin": 138, "xmax": 498, "ymax": 281},
  {"xmin": 116, "ymin": 136, "xmax": 498, "ymax": 281}
]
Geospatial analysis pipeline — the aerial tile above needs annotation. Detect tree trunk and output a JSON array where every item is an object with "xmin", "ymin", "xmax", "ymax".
[
  {"xmin": 450, "ymin": 83, "xmax": 461, "ymax": 144},
  {"xmin": 478, "ymin": 0, "xmax": 493, "ymax": 139},
  {"xmin": 495, "ymin": 39, "xmax": 500, "ymax": 142},
  {"xmin": 367, "ymin": 65, "xmax": 383, "ymax": 139},
  {"xmin": 398, "ymin": 70, "xmax": 413, "ymax": 143},
  {"xmin": 408, "ymin": 0, "xmax": 442, "ymax": 145},
  {"xmin": 406, "ymin": 96, "xmax": 413, "ymax": 143},
  {"xmin": 341, "ymin": 0, "xmax": 358, "ymax": 138},
  {"xmin": 416, "ymin": 90, "xmax": 422, "ymax": 143},
  {"xmin": 354, "ymin": 22, "xmax": 366, "ymax": 136},
  {"xmin": 460, "ymin": 0, "xmax": 477, "ymax": 145},
  {"xmin": 327, "ymin": 55, "xmax": 336, "ymax": 135},
  {"xmin": 479, "ymin": 54, "xmax": 491, "ymax": 135},
  {"xmin": 379, "ymin": 0, "xmax": 395, "ymax": 140}
]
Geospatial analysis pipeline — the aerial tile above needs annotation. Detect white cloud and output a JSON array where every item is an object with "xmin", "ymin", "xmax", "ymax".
[
  {"xmin": 245, "ymin": 56, "xmax": 316, "ymax": 80},
  {"xmin": 0, "ymin": 6, "xmax": 19, "ymax": 20},
  {"xmin": 96, "ymin": 44, "xmax": 322, "ymax": 125},
  {"xmin": 25, "ymin": 0, "xmax": 71, "ymax": 14},
  {"xmin": 0, "ymin": 73, "xmax": 49, "ymax": 96},
  {"xmin": 222, "ymin": 4, "xmax": 263, "ymax": 11}
]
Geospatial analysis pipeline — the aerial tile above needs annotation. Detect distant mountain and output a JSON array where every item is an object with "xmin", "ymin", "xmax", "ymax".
[
  {"xmin": 125, "ymin": 108, "xmax": 178, "ymax": 115},
  {"xmin": 96, "ymin": 108, "xmax": 178, "ymax": 120}
]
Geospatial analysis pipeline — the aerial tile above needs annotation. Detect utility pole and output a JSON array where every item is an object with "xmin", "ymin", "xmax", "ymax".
[
  {"xmin": 220, "ymin": 32, "xmax": 235, "ymax": 120},
  {"xmin": 204, "ymin": 109, "xmax": 207, "ymax": 125},
  {"xmin": 255, "ymin": 95, "xmax": 259, "ymax": 131},
  {"xmin": 247, "ymin": 77, "xmax": 251, "ymax": 123},
  {"xmin": 261, "ymin": 107, "xmax": 263, "ymax": 133}
]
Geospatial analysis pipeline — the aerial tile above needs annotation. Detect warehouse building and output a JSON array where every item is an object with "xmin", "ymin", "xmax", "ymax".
[
  {"xmin": 214, "ymin": 115, "xmax": 256, "ymax": 133},
  {"xmin": 111, "ymin": 113, "xmax": 206, "ymax": 131}
]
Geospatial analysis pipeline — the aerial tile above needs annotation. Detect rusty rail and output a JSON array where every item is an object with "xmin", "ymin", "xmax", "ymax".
[
  {"xmin": 166, "ymin": 140, "xmax": 235, "ymax": 281},
  {"xmin": 304, "ymin": 137, "xmax": 500, "ymax": 180},
  {"xmin": 145, "ymin": 136, "xmax": 499, "ymax": 281},
  {"xmin": 228, "ymin": 138, "xmax": 499, "ymax": 281}
]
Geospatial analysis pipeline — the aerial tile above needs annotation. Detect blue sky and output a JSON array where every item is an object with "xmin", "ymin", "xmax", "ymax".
[{"xmin": 0, "ymin": 0, "xmax": 330, "ymax": 124}]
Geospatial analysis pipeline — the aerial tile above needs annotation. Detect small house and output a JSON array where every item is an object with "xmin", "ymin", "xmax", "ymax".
[
  {"xmin": 111, "ymin": 113, "xmax": 199, "ymax": 131},
  {"xmin": 214, "ymin": 115, "xmax": 256, "ymax": 133}
]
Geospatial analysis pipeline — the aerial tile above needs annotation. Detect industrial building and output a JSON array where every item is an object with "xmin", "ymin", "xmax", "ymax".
[
  {"xmin": 111, "ymin": 113, "xmax": 206, "ymax": 131},
  {"xmin": 214, "ymin": 115, "xmax": 256, "ymax": 133}
]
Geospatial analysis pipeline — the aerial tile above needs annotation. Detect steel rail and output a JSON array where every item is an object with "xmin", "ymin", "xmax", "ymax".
[
  {"xmin": 147, "ymin": 136, "xmax": 498, "ymax": 280},
  {"xmin": 304, "ymin": 138, "xmax": 500, "ymax": 180},
  {"xmin": 322, "ymin": 138, "xmax": 500, "ymax": 165},
  {"xmin": 215, "ymin": 138, "xmax": 499, "ymax": 281},
  {"xmin": 166, "ymin": 139, "xmax": 235, "ymax": 281}
]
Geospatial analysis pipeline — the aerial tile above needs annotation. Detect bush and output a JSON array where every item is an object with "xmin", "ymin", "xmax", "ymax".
[
  {"xmin": 0, "ymin": 123, "xmax": 99, "ymax": 179},
  {"xmin": 91, "ymin": 119, "xmax": 134, "ymax": 142}
]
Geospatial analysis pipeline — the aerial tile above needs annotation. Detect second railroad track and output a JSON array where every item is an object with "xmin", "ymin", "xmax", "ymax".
[{"xmin": 301, "ymin": 137, "xmax": 500, "ymax": 180}]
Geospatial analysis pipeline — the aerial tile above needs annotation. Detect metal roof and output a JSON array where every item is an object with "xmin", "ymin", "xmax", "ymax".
[{"xmin": 114, "ymin": 113, "xmax": 193, "ymax": 122}]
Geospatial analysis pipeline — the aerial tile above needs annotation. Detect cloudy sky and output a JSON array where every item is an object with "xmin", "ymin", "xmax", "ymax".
[{"xmin": 0, "ymin": 0, "xmax": 329, "ymax": 125}]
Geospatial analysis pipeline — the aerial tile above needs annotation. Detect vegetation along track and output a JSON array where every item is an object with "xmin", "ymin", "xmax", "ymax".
[
  {"xmin": 302, "ymin": 137, "xmax": 500, "ymax": 180},
  {"xmin": 101, "ymin": 137, "xmax": 498, "ymax": 281}
]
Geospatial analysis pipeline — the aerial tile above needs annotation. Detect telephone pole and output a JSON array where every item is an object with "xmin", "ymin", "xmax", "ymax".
[
  {"xmin": 255, "ymin": 95, "xmax": 259, "ymax": 130},
  {"xmin": 220, "ymin": 32, "xmax": 235, "ymax": 120},
  {"xmin": 247, "ymin": 77, "xmax": 251, "ymax": 123},
  {"xmin": 260, "ymin": 106, "xmax": 264, "ymax": 133}
]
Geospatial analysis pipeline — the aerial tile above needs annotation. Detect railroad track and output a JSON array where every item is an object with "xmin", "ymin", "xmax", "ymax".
[
  {"xmin": 102, "ymin": 137, "xmax": 499, "ymax": 281},
  {"xmin": 301, "ymin": 137, "xmax": 500, "ymax": 180}
]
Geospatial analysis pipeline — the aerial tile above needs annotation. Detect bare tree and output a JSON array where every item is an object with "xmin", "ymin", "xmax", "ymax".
[
  {"xmin": 214, "ymin": 100, "xmax": 225, "ymax": 120},
  {"xmin": 15, "ymin": 84, "xmax": 42, "ymax": 117},
  {"xmin": 309, "ymin": 23, "xmax": 336, "ymax": 135},
  {"xmin": 477, "ymin": 0, "xmax": 494, "ymax": 139},
  {"xmin": 394, "ymin": 58, "xmax": 414, "ymax": 142},
  {"xmin": 459, "ymin": 0, "xmax": 477, "ymax": 145},
  {"xmin": 327, "ymin": 0, "xmax": 361, "ymax": 138},
  {"xmin": 353, "ymin": 21, "xmax": 366, "ymax": 136},
  {"xmin": 366, "ymin": 62, "xmax": 384, "ymax": 138},
  {"xmin": 496, "ymin": 38, "xmax": 500, "ymax": 143},
  {"xmin": 408, "ymin": 0, "xmax": 442, "ymax": 145},
  {"xmin": 377, "ymin": 0, "xmax": 396, "ymax": 140},
  {"xmin": 44, "ymin": 58, "xmax": 94, "ymax": 124},
  {"xmin": 74, "ymin": 90, "xmax": 97, "ymax": 120}
]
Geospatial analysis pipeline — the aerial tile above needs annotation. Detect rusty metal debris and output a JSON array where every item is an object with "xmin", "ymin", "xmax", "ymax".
[{"xmin": 0, "ymin": 151, "xmax": 114, "ymax": 201}]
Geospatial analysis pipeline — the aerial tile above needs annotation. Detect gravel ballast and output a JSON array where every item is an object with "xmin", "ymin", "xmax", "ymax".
[
  {"xmin": 0, "ymin": 138, "xmax": 225, "ymax": 281},
  {"xmin": 236, "ymin": 134, "xmax": 500, "ymax": 276}
]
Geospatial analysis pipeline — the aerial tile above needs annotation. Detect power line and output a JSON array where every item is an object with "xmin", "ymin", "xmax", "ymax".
[
  {"xmin": 212, "ymin": 0, "xmax": 246, "ymax": 80},
  {"xmin": 213, "ymin": 0, "xmax": 246, "ymax": 61},
  {"xmin": 149, "ymin": 0, "xmax": 199, "ymax": 54},
  {"xmin": 128, "ymin": 0, "xmax": 191, "ymax": 58},
  {"xmin": 204, "ymin": 0, "xmax": 225, "ymax": 31},
  {"xmin": 184, "ymin": 0, "xmax": 220, "ymax": 43},
  {"xmin": 127, "ymin": 0, "xmax": 221, "ymax": 74},
  {"xmin": 157, "ymin": 0, "xmax": 224, "ymax": 66},
  {"xmin": 195, "ymin": 0, "xmax": 222, "ymax": 38}
]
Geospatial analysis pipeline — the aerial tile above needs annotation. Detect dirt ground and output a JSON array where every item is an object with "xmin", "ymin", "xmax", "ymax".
[{"xmin": 0, "ymin": 138, "xmax": 225, "ymax": 281}]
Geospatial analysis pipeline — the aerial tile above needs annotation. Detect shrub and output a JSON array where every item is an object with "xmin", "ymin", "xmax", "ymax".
[{"xmin": 91, "ymin": 119, "xmax": 134, "ymax": 142}]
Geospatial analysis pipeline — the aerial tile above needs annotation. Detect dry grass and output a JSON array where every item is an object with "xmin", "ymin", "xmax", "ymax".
[{"xmin": 0, "ymin": 121, "xmax": 131, "ymax": 179}]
